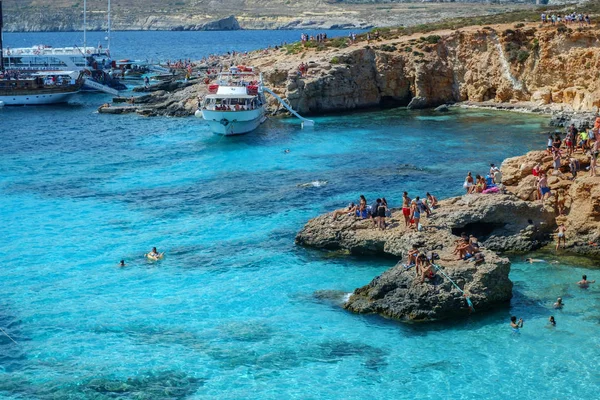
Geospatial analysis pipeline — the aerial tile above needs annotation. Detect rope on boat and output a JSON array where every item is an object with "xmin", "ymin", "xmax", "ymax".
[
  {"xmin": 433, "ymin": 264, "xmax": 475, "ymax": 312},
  {"xmin": 0, "ymin": 327, "xmax": 18, "ymax": 345}
]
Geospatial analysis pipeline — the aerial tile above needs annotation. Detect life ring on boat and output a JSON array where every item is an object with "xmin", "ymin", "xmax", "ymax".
[{"xmin": 220, "ymin": 118, "xmax": 230, "ymax": 126}]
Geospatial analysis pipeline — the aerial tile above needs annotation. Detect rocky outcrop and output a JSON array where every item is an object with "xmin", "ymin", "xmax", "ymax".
[
  {"xmin": 99, "ymin": 79, "xmax": 204, "ymax": 117},
  {"xmin": 296, "ymin": 194, "xmax": 555, "ymax": 255},
  {"xmin": 501, "ymin": 150, "xmax": 600, "ymax": 256},
  {"xmin": 295, "ymin": 193, "xmax": 558, "ymax": 322},
  {"xmin": 344, "ymin": 251, "xmax": 512, "ymax": 322}
]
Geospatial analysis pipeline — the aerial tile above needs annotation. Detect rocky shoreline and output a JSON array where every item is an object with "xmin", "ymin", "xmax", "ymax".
[
  {"xmin": 294, "ymin": 147, "xmax": 600, "ymax": 323},
  {"xmin": 100, "ymin": 21, "xmax": 600, "ymax": 125}
]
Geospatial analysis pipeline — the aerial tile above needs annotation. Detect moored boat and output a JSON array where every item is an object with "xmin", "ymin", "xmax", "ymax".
[
  {"xmin": 0, "ymin": 70, "xmax": 84, "ymax": 106},
  {"xmin": 196, "ymin": 66, "xmax": 267, "ymax": 135}
]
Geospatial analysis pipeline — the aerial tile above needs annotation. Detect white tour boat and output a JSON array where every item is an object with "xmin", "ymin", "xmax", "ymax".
[
  {"xmin": 0, "ymin": 71, "xmax": 84, "ymax": 106},
  {"xmin": 196, "ymin": 66, "xmax": 267, "ymax": 135}
]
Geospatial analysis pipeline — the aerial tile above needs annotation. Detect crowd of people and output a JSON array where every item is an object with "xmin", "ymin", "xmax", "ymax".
[
  {"xmin": 541, "ymin": 12, "xmax": 591, "ymax": 25},
  {"xmin": 333, "ymin": 191, "xmax": 438, "ymax": 232},
  {"xmin": 463, "ymin": 163, "xmax": 503, "ymax": 194},
  {"xmin": 300, "ymin": 33, "xmax": 328, "ymax": 43}
]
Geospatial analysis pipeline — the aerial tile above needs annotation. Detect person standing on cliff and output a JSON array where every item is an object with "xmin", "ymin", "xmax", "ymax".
[
  {"xmin": 588, "ymin": 139, "xmax": 598, "ymax": 177},
  {"xmin": 464, "ymin": 172, "xmax": 474, "ymax": 193},
  {"xmin": 538, "ymin": 172, "xmax": 551, "ymax": 204},
  {"xmin": 553, "ymin": 149, "xmax": 562, "ymax": 172},
  {"xmin": 402, "ymin": 192, "xmax": 411, "ymax": 228}
]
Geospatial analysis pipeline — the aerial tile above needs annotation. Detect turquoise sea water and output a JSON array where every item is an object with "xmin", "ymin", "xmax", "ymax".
[{"xmin": 1, "ymin": 31, "xmax": 599, "ymax": 399}]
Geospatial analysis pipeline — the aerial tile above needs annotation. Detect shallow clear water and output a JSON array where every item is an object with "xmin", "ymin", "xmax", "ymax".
[
  {"xmin": 2, "ymin": 100, "xmax": 599, "ymax": 399},
  {"xmin": 1, "ymin": 31, "xmax": 599, "ymax": 399}
]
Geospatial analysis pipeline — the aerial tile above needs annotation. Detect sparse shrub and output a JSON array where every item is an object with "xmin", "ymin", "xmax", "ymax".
[
  {"xmin": 328, "ymin": 37, "xmax": 348, "ymax": 49},
  {"xmin": 517, "ymin": 50, "xmax": 530, "ymax": 63},
  {"xmin": 421, "ymin": 35, "xmax": 441, "ymax": 44},
  {"xmin": 330, "ymin": 56, "xmax": 340, "ymax": 64}
]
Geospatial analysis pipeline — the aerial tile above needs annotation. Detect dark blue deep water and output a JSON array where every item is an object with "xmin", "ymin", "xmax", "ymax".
[{"xmin": 1, "ymin": 31, "xmax": 599, "ymax": 399}]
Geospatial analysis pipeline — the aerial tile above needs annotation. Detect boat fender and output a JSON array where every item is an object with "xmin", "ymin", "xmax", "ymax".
[
  {"xmin": 195, "ymin": 109, "xmax": 203, "ymax": 118},
  {"xmin": 220, "ymin": 118, "xmax": 229, "ymax": 126}
]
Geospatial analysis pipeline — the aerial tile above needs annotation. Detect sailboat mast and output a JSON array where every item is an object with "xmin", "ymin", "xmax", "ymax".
[
  {"xmin": 0, "ymin": 1, "xmax": 4, "ymax": 72},
  {"xmin": 83, "ymin": 0, "xmax": 87, "ymax": 50},
  {"xmin": 107, "ymin": 0, "xmax": 111, "ymax": 51}
]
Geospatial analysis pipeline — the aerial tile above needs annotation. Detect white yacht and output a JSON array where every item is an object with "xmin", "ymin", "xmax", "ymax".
[
  {"xmin": 196, "ymin": 67, "xmax": 267, "ymax": 135},
  {"xmin": 2, "ymin": 45, "xmax": 112, "ymax": 72}
]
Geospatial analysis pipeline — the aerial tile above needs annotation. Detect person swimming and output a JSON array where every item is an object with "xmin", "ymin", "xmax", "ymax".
[
  {"xmin": 549, "ymin": 316, "xmax": 556, "ymax": 326},
  {"xmin": 553, "ymin": 297, "xmax": 563, "ymax": 309},
  {"xmin": 525, "ymin": 258, "xmax": 546, "ymax": 263},
  {"xmin": 577, "ymin": 274, "xmax": 596, "ymax": 288},
  {"xmin": 119, "ymin": 260, "xmax": 126, "ymax": 267},
  {"xmin": 146, "ymin": 247, "xmax": 164, "ymax": 261},
  {"xmin": 510, "ymin": 316, "xmax": 523, "ymax": 332}
]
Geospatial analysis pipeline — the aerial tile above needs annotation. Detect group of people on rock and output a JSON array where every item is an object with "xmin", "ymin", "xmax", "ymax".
[
  {"xmin": 537, "ymin": 121, "xmax": 599, "ymax": 204},
  {"xmin": 300, "ymin": 33, "xmax": 328, "ymax": 43},
  {"xmin": 541, "ymin": 13, "xmax": 591, "ymax": 25},
  {"xmin": 510, "ymin": 274, "xmax": 595, "ymax": 332},
  {"xmin": 463, "ymin": 163, "xmax": 503, "ymax": 194},
  {"xmin": 406, "ymin": 245, "xmax": 438, "ymax": 284},
  {"xmin": 331, "ymin": 191, "xmax": 439, "ymax": 231},
  {"xmin": 452, "ymin": 232, "xmax": 484, "ymax": 263}
]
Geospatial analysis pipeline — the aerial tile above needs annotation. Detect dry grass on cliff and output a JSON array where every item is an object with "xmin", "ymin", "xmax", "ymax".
[{"xmin": 361, "ymin": 2, "xmax": 600, "ymax": 42}]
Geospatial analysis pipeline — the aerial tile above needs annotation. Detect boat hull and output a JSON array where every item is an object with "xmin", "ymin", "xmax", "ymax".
[
  {"xmin": 201, "ymin": 108, "xmax": 267, "ymax": 135},
  {"xmin": 0, "ymin": 91, "xmax": 79, "ymax": 106}
]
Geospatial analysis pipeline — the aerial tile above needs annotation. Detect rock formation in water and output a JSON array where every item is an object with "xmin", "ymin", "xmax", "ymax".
[{"xmin": 295, "ymin": 193, "xmax": 555, "ymax": 321}]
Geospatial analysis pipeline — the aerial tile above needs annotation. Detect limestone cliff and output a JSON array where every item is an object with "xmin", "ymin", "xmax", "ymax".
[
  {"xmin": 501, "ymin": 150, "xmax": 600, "ymax": 256},
  {"xmin": 247, "ymin": 23, "xmax": 600, "ymax": 114},
  {"xmin": 1, "ymin": 1, "xmax": 534, "ymax": 32}
]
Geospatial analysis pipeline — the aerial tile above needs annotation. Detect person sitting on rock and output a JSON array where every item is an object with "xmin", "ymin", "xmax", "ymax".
[
  {"xmin": 417, "ymin": 253, "xmax": 435, "ymax": 283},
  {"xmin": 355, "ymin": 195, "xmax": 368, "ymax": 219},
  {"xmin": 452, "ymin": 233, "xmax": 468, "ymax": 256},
  {"xmin": 407, "ymin": 244, "xmax": 419, "ymax": 268},
  {"xmin": 332, "ymin": 202, "xmax": 356, "ymax": 220},
  {"xmin": 456, "ymin": 238, "xmax": 475, "ymax": 260},
  {"xmin": 426, "ymin": 192, "xmax": 438, "ymax": 209}
]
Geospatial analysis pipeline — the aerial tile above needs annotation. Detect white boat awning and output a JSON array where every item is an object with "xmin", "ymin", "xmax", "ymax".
[
  {"xmin": 32, "ymin": 71, "xmax": 77, "ymax": 76},
  {"xmin": 205, "ymin": 94, "xmax": 256, "ymax": 99}
]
